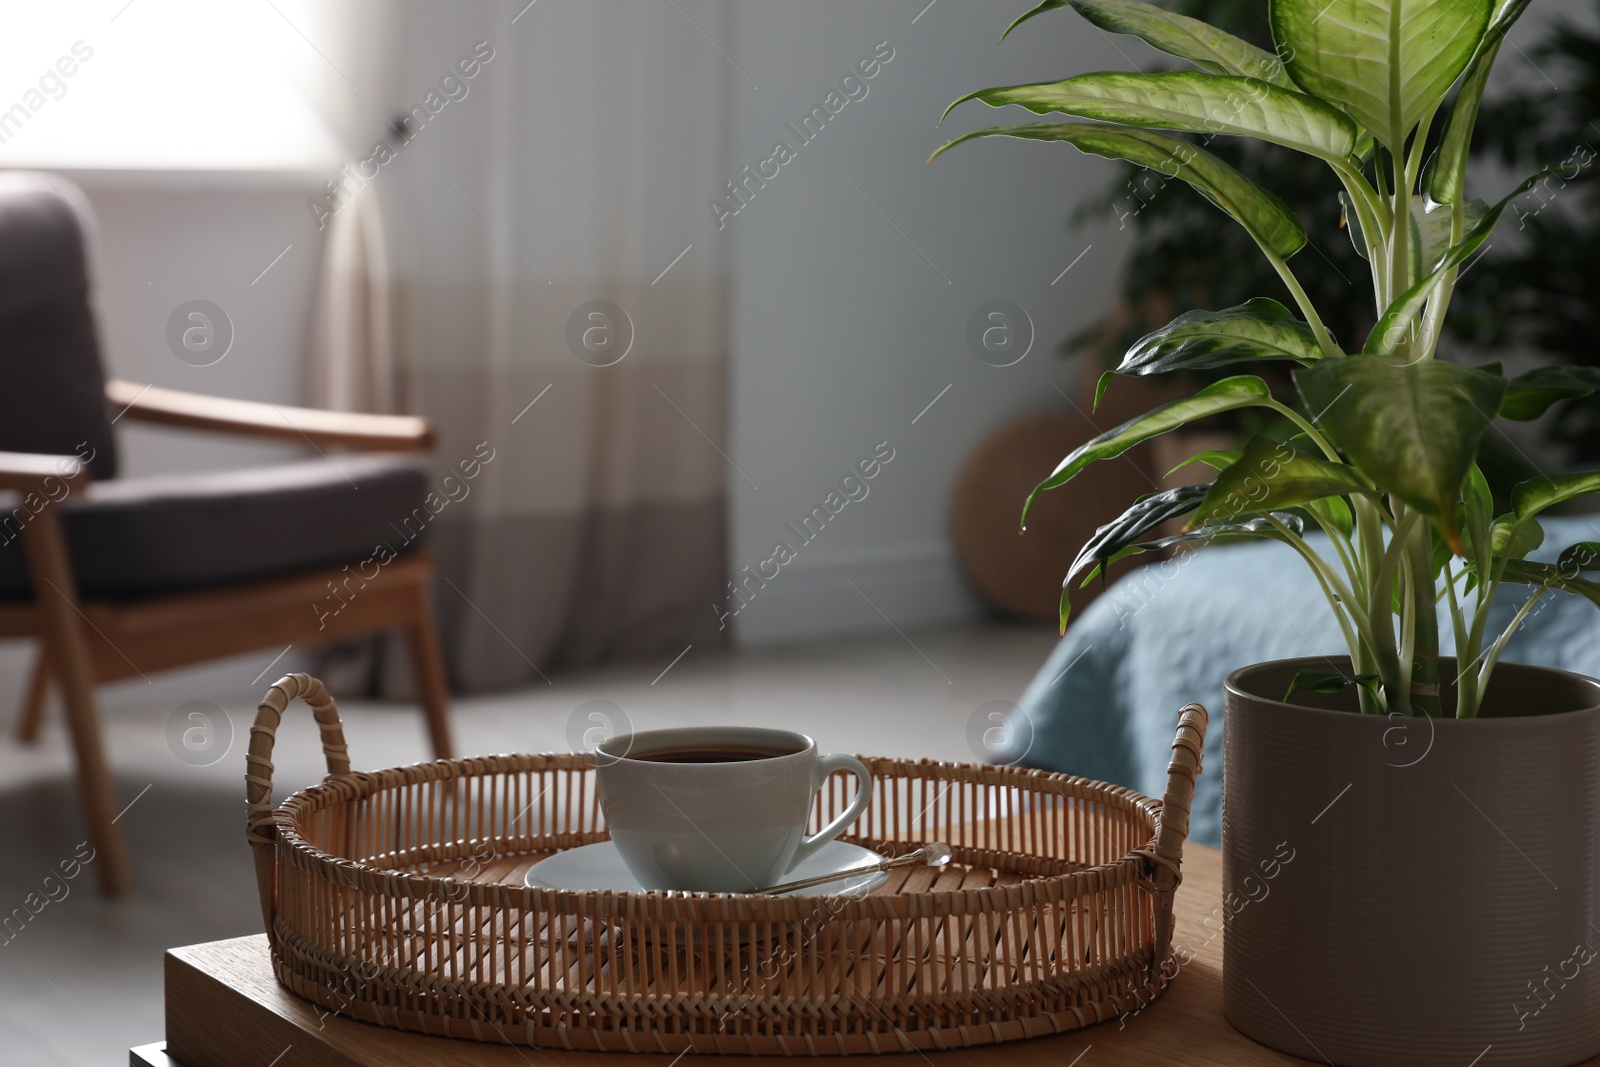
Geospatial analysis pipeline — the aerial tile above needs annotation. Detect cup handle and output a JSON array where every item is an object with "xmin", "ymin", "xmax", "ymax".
[{"xmin": 790, "ymin": 753, "xmax": 873, "ymax": 869}]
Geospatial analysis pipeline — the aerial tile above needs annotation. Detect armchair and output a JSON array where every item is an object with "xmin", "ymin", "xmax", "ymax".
[{"xmin": 0, "ymin": 173, "xmax": 454, "ymax": 895}]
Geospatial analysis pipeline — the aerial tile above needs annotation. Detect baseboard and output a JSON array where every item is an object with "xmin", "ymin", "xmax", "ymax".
[{"xmin": 729, "ymin": 544, "xmax": 982, "ymax": 646}]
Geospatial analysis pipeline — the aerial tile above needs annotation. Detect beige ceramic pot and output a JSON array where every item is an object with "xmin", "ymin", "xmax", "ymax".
[{"xmin": 1223, "ymin": 657, "xmax": 1600, "ymax": 1067}]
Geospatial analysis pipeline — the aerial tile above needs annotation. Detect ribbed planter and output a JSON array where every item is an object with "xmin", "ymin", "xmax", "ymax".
[{"xmin": 1223, "ymin": 657, "xmax": 1600, "ymax": 1067}]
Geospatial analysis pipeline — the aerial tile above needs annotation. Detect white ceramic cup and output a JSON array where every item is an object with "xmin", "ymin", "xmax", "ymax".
[{"xmin": 594, "ymin": 726, "xmax": 873, "ymax": 892}]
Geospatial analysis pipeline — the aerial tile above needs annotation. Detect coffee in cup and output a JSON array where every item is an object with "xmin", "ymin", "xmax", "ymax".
[{"xmin": 595, "ymin": 726, "xmax": 872, "ymax": 892}]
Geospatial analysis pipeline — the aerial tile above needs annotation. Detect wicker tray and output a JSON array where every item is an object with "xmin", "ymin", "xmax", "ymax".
[{"xmin": 246, "ymin": 674, "xmax": 1207, "ymax": 1055}]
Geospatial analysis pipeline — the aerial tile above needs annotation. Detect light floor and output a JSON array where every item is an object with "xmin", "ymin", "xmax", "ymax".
[{"xmin": 0, "ymin": 621, "xmax": 1056, "ymax": 1066}]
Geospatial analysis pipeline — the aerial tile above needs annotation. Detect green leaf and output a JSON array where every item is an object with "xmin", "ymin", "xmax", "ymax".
[
  {"xmin": 1066, "ymin": 484, "xmax": 1209, "ymax": 589},
  {"xmin": 1003, "ymin": 0, "xmax": 1071, "ymax": 38},
  {"xmin": 1284, "ymin": 669, "xmax": 1382, "ymax": 702},
  {"xmin": 1189, "ymin": 434, "xmax": 1374, "ymax": 527},
  {"xmin": 1500, "ymin": 366, "xmax": 1600, "ymax": 421},
  {"xmin": 1427, "ymin": 0, "xmax": 1532, "ymax": 205},
  {"xmin": 1390, "ymin": 554, "xmax": 1407, "ymax": 616},
  {"xmin": 941, "ymin": 71, "xmax": 1361, "ymax": 166},
  {"xmin": 1115, "ymin": 298, "xmax": 1324, "ymax": 378},
  {"xmin": 1306, "ymin": 495, "xmax": 1355, "ymax": 538},
  {"xmin": 1023, "ymin": 374, "xmax": 1275, "ymax": 525},
  {"xmin": 1166, "ymin": 449, "xmax": 1240, "ymax": 477},
  {"xmin": 1093, "ymin": 370, "xmax": 1117, "ymax": 411},
  {"xmin": 1056, "ymin": 508, "xmax": 1302, "ymax": 632},
  {"xmin": 1489, "ymin": 514, "xmax": 1544, "ymax": 560},
  {"xmin": 1148, "ymin": 512, "xmax": 1306, "ymax": 551},
  {"xmin": 930, "ymin": 123, "xmax": 1307, "ymax": 259},
  {"xmin": 1365, "ymin": 170, "xmax": 1562, "ymax": 355},
  {"xmin": 1497, "ymin": 560, "xmax": 1600, "ymax": 610},
  {"xmin": 1077, "ymin": 511, "xmax": 1305, "ymax": 587},
  {"xmin": 1462, "ymin": 463, "xmax": 1493, "ymax": 570},
  {"xmin": 1270, "ymin": 0, "xmax": 1491, "ymax": 152},
  {"xmin": 1004, "ymin": 0, "xmax": 1296, "ymax": 88},
  {"xmin": 1353, "ymin": 129, "xmax": 1377, "ymax": 163},
  {"xmin": 1511, "ymin": 471, "xmax": 1600, "ymax": 525},
  {"xmin": 1294, "ymin": 358, "xmax": 1507, "ymax": 547},
  {"xmin": 1558, "ymin": 542, "xmax": 1600, "ymax": 574}
]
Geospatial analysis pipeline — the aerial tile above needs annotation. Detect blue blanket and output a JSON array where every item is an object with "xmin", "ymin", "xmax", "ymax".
[{"xmin": 1011, "ymin": 515, "xmax": 1600, "ymax": 846}]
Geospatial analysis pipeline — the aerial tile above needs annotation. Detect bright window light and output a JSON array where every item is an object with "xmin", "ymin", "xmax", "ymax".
[{"xmin": 0, "ymin": 0, "xmax": 345, "ymax": 171}]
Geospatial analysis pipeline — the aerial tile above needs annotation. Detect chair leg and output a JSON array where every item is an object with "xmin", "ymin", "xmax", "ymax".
[
  {"xmin": 403, "ymin": 579, "xmax": 454, "ymax": 760},
  {"xmin": 22, "ymin": 509, "xmax": 132, "ymax": 895},
  {"xmin": 15, "ymin": 642, "xmax": 52, "ymax": 743}
]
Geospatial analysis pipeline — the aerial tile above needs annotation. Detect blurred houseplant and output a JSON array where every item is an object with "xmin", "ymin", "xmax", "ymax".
[{"xmin": 936, "ymin": 0, "xmax": 1600, "ymax": 1063}]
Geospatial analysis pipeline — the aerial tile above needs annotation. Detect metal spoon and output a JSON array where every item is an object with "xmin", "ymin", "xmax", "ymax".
[{"xmin": 755, "ymin": 842, "xmax": 953, "ymax": 895}]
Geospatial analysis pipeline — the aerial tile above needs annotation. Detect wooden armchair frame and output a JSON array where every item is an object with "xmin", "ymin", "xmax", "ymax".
[{"xmin": 5, "ymin": 381, "xmax": 454, "ymax": 895}]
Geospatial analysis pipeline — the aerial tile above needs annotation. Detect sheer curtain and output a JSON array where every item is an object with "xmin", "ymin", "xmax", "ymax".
[
  {"xmin": 312, "ymin": 0, "xmax": 734, "ymax": 692},
  {"xmin": 302, "ymin": 0, "xmax": 401, "ymax": 416}
]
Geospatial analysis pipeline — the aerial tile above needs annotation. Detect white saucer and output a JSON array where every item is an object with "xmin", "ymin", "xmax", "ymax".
[{"xmin": 525, "ymin": 840, "xmax": 890, "ymax": 897}]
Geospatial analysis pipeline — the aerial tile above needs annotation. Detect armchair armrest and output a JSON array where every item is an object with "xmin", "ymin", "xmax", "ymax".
[
  {"xmin": 0, "ymin": 450, "xmax": 89, "ymax": 493},
  {"xmin": 106, "ymin": 380, "xmax": 434, "ymax": 451}
]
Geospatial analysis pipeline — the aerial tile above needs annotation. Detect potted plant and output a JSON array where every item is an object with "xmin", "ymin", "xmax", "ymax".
[{"xmin": 935, "ymin": 1, "xmax": 1600, "ymax": 1064}]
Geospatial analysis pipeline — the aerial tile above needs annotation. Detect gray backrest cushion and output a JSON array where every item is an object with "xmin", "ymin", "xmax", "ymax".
[{"xmin": 0, "ymin": 173, "xmax": 117, "ymax": 479}]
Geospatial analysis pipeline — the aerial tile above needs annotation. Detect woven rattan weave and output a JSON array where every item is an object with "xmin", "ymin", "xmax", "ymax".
[{"xmin": 246, "ymin": 674, "xmax": 1207, "ymax": 1054}]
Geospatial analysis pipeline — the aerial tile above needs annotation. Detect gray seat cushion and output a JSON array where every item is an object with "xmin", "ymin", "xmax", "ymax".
[{"xmin": 0, "ymin": 453, "xmax": 431, "ymax": 600}]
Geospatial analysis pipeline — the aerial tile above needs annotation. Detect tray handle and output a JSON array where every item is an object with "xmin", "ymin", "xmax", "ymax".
[
  {"xmin": 245, "ymin": 673, "xmax": 351, "ymax": 937},
  {"xmin": 1146, "ymin": 702, "xmax": 1208, "ymax": 966}
]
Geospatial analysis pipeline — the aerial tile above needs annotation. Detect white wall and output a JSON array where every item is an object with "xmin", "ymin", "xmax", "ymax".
[
  {"xmin": 724, "ymin": 1, "xmax": 1126, "ymax": 644},
  {"xmin": 74, "ymin": 175, "xmax": 325, "ymax": 475}
]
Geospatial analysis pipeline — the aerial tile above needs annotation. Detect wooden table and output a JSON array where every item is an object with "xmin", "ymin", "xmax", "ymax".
[{"xmin": 146, "ymin": 844, "xmax": 1327, "ymax": 1067}]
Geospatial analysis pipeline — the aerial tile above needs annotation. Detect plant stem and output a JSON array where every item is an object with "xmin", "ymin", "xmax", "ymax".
[
  {"xmin": 1353, "ymin": 647, "xmax": 1384, "ymax": 714},
  {"xmin": 1389, "ymin": 142, "xmax": 1413, "ymax": 351},
  {"xmin": 1416, "ymin": 126, "xmax": 1465, "ymax": 361},
  {"xmin": 1398, "ymin": 553, "xmax": 1417, "ymax": 710},
  {"xmin": 1416, "ymin": 266, "xmax": 1456, "ymax": 359},
  {"xmin": 1264, "ymin": 515, "xmax": 1372, "ymax": 670},
  {"xmin": 1459, "ymin": 546, "xmax": 1509, "ymax": 716},
  {"xmin": 1442, "ymin": 563, "xmax": 1474, "ymax": 716},
  {"xmin": 1263, "ymin": 400, "xmax": 1343, "ymax": 463},
  {"xmin": 1308, "ymin": 507, "xmax": 1375, "ymax": 701},
  {"xmin": 1308, "ymin": 505, "xmax": 1362, "ymax": 595},
  {"xmin": 1467, "ymin": 553, "xmax": 1507, "ymax": 673},
  {"xmin": 1403, "ymin": 511, "xmax": 1443, "ymax": 716},
  {"xmin": 1265, "ymin": 254, "xmax": 1341, "ymax": 357},
  {"xmin": 1331, "ymin": 162, "xmax": 1391, "ymax": 313},
  {"xmin": 1280, "ymin": 502, "xmax": 1383, "ymax": 715},
  {"xmin": 1371, "ymin": 506, "xmax": 1420, "ymax": 711},
  {"xmin": 1474, "ymin": 589, "xmax": 1549, "ymax": 713},
  {"xmin": 1405, "ymin": 104, "xmax": 1440, "ymax": 199}
]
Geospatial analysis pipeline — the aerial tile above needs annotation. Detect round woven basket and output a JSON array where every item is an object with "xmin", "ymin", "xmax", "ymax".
[{"xmin": 246, "ymin": 674, "xmax": 1206, "ymax": 1055}]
